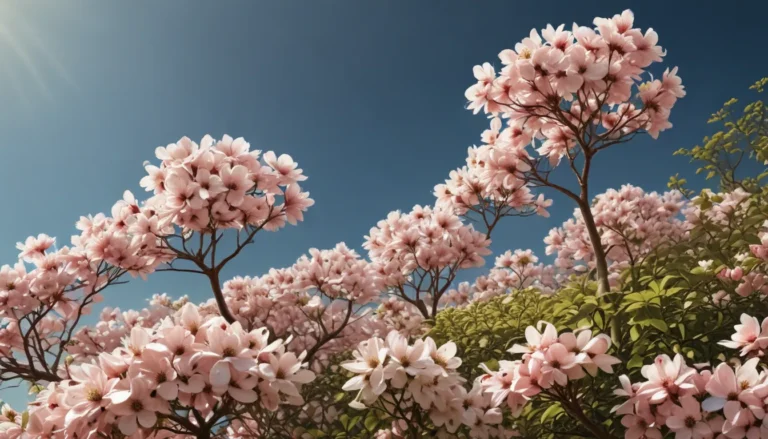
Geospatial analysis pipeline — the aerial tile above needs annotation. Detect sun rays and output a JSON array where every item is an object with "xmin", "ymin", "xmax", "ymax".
[{"xmin": 0, "ymin": 2, "xmax": 78, "ymax": 107}]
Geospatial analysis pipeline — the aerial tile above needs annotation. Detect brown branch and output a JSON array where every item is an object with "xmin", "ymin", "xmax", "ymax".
[{"xmin": 304, "ymin": 300, "xmax": 355, "ymax": 364}]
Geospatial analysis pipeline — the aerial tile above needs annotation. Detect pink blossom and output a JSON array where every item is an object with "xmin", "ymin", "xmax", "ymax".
[
  {"xmin": 342, "ymin": 336, "xmax": 389, "ymax": 404},
  {"xmin": 637, "ymin": 354, "xmax": 696, "ymax": 404},
  {"xmin": 665, "ymin": 396, "xmax": 711, "ymax": 439},
  {"xmin": 508, "ymin": 321, "xmax": 558, "ymax": 356},
  {"xmin": 16, "ymin": 234, "xmax": 55, "ymax": 263},
  {"xmin": 719, "ymin": 314, "xmax": 768, "ymax": 356},
  {"xmin": 703, "ymin": 358, "xmax": 763, "ymax": 426},
  {"xmin": 108, "ymin": 377, "xmax": 167, "ymax": 435}
]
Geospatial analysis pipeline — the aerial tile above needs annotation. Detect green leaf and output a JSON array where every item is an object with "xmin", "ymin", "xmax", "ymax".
[
  {"xmin": 625, "ymin": 302, "xmax": 646, "ymax": 312},
  {"xmin": 624, "ymin": 293, "xmax": 646, "ymax": 303},
  {"xmin": 691, "ymin": 266, "xmax": 706, "ymax": 275},
  {"xmin": 594, "ymin": 308, "xmax": 605, "ymax": 328},
  {"xmin": 648, "ymin": 319, "xmax": 669, "ymax": 332},
  {"xmin": 364, "ymin": 413, "xmax": 379, "ymax": 431},
  {"xmin": 628, "ymin": 355, "xmax": 644, "ymax": 369},
  {"xmin": 659, "ymin": 275, "xmax": 676, "ymax": 290},
  {"xmin": 664, "ymin": 287, "xmax": 684, "ymax": 297},
  {"xmin": 540, "ymin": 403, "xmax": 563, "ymax": 423}
]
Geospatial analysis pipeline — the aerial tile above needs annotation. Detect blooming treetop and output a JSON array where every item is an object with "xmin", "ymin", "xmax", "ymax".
[
  {"xmin": 220, "ymin": 243, "xmax": 388, "ymax": 366},
  {"xmin": 140, "ymin": 134, "xmax": 313, "ymax": 323},
  {"xmin": 442, "ymin": 9, "xmax": 685, "ymax": 294},
  {"xmin": 364, "ymin": 205, "xmax": 491, "ymax": 318},
  {"xmin": 463, "ymin": 10, "xmax": 684, "ymax": 145},
  {"xmin": 440, "ymin": 249, "xmax": 559, "ymax": 307}
]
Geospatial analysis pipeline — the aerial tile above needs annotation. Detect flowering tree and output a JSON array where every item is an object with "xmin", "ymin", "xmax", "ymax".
[
  {"xmin": 0, "ymin": 135, "xmax": 320, "ymax": 438},
  {"xmin": 422, "ymin": 79, "xmax": 768, "ymax": 438},
  {"xmin": 441, "ymin": 9, "xmax": 685, "ymax": 293},
  {"xmin": 543, "ymin": 184, "xmax": 688, "ymax": 287},
  {"xmin": 364, "ymin": 206, "xmax": 491, "ymax": 320},
  {"xmin": 2, "ymin": 11, "xmax": 768, "ymax": 439},
  {"xmin": 141, "ymin": 135, "xmax": 313, "ymax": 323},
  {"xmin": 219, "ymin": 243, "xmax": 386, "ymax": 366}
]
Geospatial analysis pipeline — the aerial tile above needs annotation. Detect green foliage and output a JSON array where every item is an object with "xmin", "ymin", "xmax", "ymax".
[
  {"xmin": 672, "ymin": 77, "xmax": 768, "ymax": 194},
  {"xmin": 427, "ymin": 189, "xmax": 768, "ymax": 438}
]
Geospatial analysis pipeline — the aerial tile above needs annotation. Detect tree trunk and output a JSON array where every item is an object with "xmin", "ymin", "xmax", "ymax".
[{"xmin": 577, "ymin": 201, "xmax": 610, "ymax": 295}]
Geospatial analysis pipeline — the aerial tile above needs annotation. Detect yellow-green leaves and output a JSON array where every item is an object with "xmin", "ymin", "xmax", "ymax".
[{"xmin": 676, "ymin": 77, "xmax": 768, "ymax": 193}]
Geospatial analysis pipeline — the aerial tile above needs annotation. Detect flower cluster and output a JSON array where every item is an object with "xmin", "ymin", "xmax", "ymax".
[
  {"xmin": 67, "ymin": 294, "xmax": 184, "ymax": 359},
  {"xmin": 720, "ymin": 313, "xmax": 768, "ymax": 357},
  {"xmin": 0, "ymin": 195, "xmax": 179, "ymax": 384},
  {"xmin": 342, "ymin": 331, "xmax": 511, "ymax": 438},
  {"xmin": 374, "ymin": 297, "xmax": 425, "ymax": 337},
  {"xmin": 15, "ymin": 303, "xmax": 315, "ymax": 438},
  {"xmin": 614, "ymin": 353, "xmax": 711, "ymax": 439},
  {"xmin": 290, "ymin": 243, "xmax": 383, "ymax": 303},
  {"xmin": 433, "ymin": 133, "xmax": 552, "ymax": 223},
  {"xmin": 364, "ymin": 205, "xmax": 491, "ymax": 317},
  {"xmin": 615, "ymin": 314, "xmax": 768, "ymax": 439},
  {"xmin": 439, "ymin": 281, "xmax": 474, "ymax": 307},
  {"xmin": 715, "ymin": 264, "xmax": 768, "ymax": 298},
  {"xmin": 365, "ymin": 205, "xmax": 491, "ymax": 281},
  {"xmin": 614, "ymin": 353, "xmax": 768, "ymax": 439},
  {"xmin": 544, "ymin": 185, "xmax": 687, "ymax": 281},
  {"xmin": 440, "ymin": 249, "xmax": 559, "ymax": 307},
  {"xmin": 221, "ymin": 244, "xmax": 388, "ymax": 365},
  {"xmin": 465, "ymin": 10, "xmax": 684, "ymax": 147},
  {"xmin": 3, "ymin": 195, "xmax": 178, "ymax": 322},
  {"xmin": 480, "ymin": 321, "xmax": 620, "ymax": 415},
  {"xmin": 139, "ymin": 134, "xmax": 313, "ymax": 232},
  {"xmin": 71, "ymin": 191, "xmax": 178, "ymax": 277},
  {"xmin": 734, "ymin": 271, "xmax": 768, "ymax": 297},
  {"xmin": 683, "ymin": 188, "xmax": 753, "ymax": 227}
]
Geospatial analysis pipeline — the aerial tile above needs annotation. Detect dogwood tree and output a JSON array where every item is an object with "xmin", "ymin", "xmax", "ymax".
[{"xmin": 437, "ymin": 9, "xmax": 685, "ymax": 294}]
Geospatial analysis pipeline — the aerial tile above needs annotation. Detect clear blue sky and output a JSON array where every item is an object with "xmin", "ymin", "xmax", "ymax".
[{"xmin": 0, "ymin": 1, "xmax": 766, "ymax": 407}]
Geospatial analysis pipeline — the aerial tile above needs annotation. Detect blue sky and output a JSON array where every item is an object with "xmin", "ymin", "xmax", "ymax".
[{"xmin": 0, "ymin": 1, "xmax": 766, "ymax": 407}]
